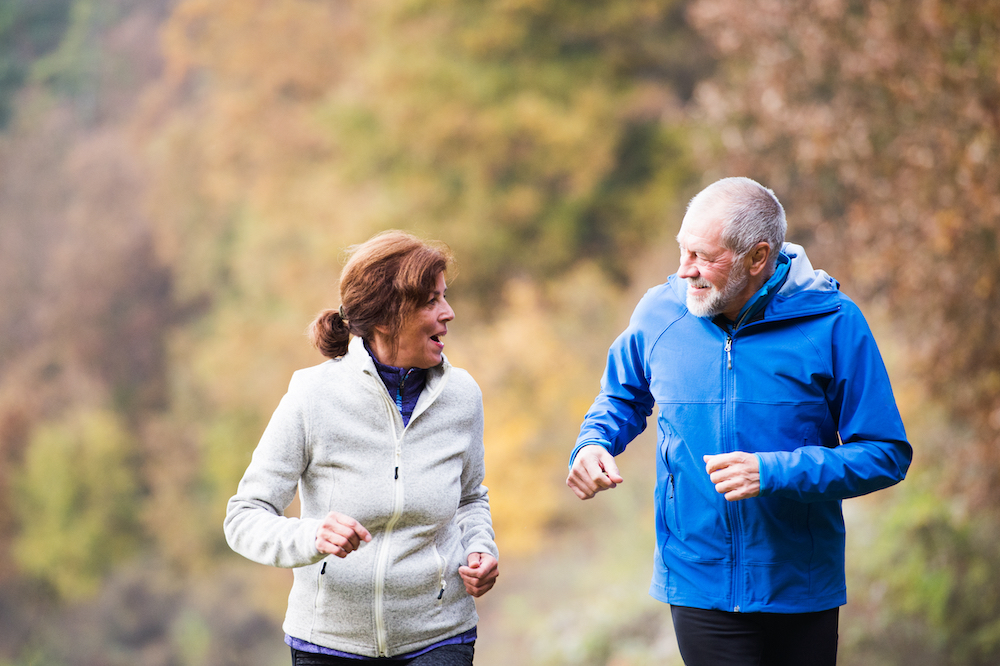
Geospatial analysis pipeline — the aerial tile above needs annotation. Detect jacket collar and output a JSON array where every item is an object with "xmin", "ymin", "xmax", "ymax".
[
  {"xmin": 765, "ymin": 242, "xmax": 841, "ymax": 320},
  {"xmin": 343, "ymin": 336, "xmax": 450, "ymax": 394},
  {"xmin": 727, "ymin": 250, "xmax": 792, "ymax": 328}
]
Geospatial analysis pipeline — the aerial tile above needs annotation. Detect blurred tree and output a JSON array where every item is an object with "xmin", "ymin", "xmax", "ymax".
[
  {"xmin": 148, "ymin": 0, "xmax": 710, "ymax": 300},
  {"xmin": 0, "ymin": 0, "xmax": 175, "ymax": 582},
  {"xmin": 0, "ymin": 0, "xmax": 74, "ymax": 127},
  {"xmin": 687, "ymin": 0, "xmax": 1000, "ymax": 662},
  {"xmin": 13, "ymin": 409, "xmax": 142, "ymax": 600},
  {"xmin": 448, "ymin": 265, "xmax": 629, "ymax": 552}
]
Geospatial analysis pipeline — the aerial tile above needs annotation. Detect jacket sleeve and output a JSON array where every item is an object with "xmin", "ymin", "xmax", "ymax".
[
  {"xmin": 456, "ymin": 383, "xmax": 498, "ymax": 561},
  {"xmin": 756, "ymin": 301, "xmax": 912, "ymax": 501},
  {"xmin": 569, "ymin": 319, "xmax": 656, "ymax": 467},
  {"xmin": 223, "ymin": 373, "xmax": 325, "ymax": 568}
]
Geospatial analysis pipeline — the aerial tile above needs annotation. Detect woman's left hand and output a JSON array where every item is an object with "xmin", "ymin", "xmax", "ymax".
[{"xmin": 458, "ymin": 552, "xmax": 499, "ymax": 597}]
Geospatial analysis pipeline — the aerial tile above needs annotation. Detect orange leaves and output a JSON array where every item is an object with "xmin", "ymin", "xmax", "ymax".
[{"xmin": 447, "ymin": 268, "xmax": 628, "ymax": 555}]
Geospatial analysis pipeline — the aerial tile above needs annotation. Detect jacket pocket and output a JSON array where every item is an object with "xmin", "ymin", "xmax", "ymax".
[{"xmin": 432, "ymin": 544, "xmax": 447, "ymax": 606}]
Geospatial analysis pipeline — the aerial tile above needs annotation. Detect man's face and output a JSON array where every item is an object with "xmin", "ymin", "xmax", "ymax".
[{"xmin": 676, "ymin": 210, "xmax": 749, "ymax": 319}]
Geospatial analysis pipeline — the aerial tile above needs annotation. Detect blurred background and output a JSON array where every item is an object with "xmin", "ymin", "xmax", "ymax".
[{"xmin": 1, "ymin": 0, "xmax": 999, "ymax": 664}]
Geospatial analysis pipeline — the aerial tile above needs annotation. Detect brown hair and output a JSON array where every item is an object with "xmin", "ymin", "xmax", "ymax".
[{"xmin": 308, "ymin": 230, "xmax": 454, "ymax": 359}]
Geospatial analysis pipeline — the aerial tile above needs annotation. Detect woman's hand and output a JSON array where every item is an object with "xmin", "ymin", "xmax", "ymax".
[
  {"xmin": 315, "ymin": 511, "xmax": 372, "ymax": 558},
  {"xmin": 459, "ymin": 552, "xmax": 499, "ymax": 597}
]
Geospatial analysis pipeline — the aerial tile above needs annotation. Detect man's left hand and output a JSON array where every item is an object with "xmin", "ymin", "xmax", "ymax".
[{"xmin": 704, "ymin": 452, "xmax": 760, "ymax": 501}]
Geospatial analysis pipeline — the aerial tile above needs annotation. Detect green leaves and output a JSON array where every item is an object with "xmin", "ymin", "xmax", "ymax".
[{"xmin": 13, "ymin": 409, "xmax": 142, "ymax": 600}]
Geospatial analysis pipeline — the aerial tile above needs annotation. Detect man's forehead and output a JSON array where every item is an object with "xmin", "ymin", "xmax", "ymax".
[{"xmin": 677, "ymin": 214, "xmax": 726, "ymax": 250}]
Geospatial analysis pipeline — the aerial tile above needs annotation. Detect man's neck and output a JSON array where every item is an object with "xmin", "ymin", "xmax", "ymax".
[{"xmin": 721, "ymin": 264, "xmax": 776, "ymax": 322}]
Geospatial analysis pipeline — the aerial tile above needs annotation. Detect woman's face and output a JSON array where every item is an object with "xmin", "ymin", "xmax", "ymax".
[{"xmin": 375, "ymin": 272, "xmax": 454, "ymax": 370}]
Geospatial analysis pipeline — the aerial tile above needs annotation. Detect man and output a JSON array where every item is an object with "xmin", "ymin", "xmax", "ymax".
[{"xmin": 566, "ymin": 177, "xmax": 911, "ymax": 666}]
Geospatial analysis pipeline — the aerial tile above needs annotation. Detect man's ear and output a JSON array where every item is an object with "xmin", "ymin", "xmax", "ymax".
[{"xmin": 747, "ymin": 241, "xmax": 772, "ymax": 277}]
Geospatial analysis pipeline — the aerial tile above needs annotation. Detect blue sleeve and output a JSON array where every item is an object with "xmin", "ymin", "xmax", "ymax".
[
  {"xmin": 569, "ymin": 323, "xmax": 656, "ymax": 468},
  {"xmin": 756, "ymin": 302, "xmax": 912, "ymax": 501}
]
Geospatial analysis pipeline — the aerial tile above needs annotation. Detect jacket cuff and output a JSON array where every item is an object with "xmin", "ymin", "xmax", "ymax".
[
  {"xmin": 464, "ymin": 542, "xmax": 499, "ymax": 561},
  {"xmin": 569, "ymin": 440, "xmax": 611, "ymax": 469},
  {"xmin": 755, "ymin": 452, "xmax": 771, "ymax": 496},
  {"xmin": 297, "ymin": 517, "xmax": 325, "ymax": 563}
]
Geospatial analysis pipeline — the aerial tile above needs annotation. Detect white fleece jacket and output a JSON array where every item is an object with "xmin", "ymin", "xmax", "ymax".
[{"xmin": 224, "ymin": 336, "xmax": 497, "ymax": 658}]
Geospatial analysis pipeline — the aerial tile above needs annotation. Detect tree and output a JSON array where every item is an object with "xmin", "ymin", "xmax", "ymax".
[
  {"xmin": 13, "ymin": 409, "xmax": 142, "ymax": 599},
  {"xmin": 0, "ymin": 0, "xmax": 74, "ymax": 126}
]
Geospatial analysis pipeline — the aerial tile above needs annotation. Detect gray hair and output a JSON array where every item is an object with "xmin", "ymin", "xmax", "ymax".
[{"xmin": 687, "ymin": 177, "xmax": 787, "ymax": 263}]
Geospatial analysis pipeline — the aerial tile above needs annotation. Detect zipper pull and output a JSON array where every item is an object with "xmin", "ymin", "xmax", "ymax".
[
  {"xmin": 437, "ymin": 579, "xmax": 446, "ymax": 600},
  {"xmin": 725, "ymin": 336, "xmax": 733, "ymax": 369},
  {"xmin": 394, "ymin": 466, "xmax": 399, "ymax": 480}
]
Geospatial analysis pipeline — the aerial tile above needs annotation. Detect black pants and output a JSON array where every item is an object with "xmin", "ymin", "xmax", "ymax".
[
  {"xmin": 670, "ymin": 606, "xmax": 839, "ymax": 666},
  {"xmin": 290, "ymin": 643, "xmax": 474, "ymax": 666}
]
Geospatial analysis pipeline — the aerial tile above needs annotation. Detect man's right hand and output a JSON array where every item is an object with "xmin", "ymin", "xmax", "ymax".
[{"xmin": 566, "ymin": 444, "xmax": 624, "ymax": 500}]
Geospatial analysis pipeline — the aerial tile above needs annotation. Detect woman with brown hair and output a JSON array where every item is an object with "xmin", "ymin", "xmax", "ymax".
[{"xmin": 225, "ymin": 230, "xmax": 499, "ymax": 665}]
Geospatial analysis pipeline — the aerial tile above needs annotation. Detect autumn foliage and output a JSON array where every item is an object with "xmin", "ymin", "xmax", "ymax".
[{"xmin": 1, "ymin": 0, "xmax": 999, "ymax": 664}]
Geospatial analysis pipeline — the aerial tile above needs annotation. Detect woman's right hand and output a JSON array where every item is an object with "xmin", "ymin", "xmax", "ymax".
[{"xmin": 315, "ymin": 511, "xmax": 372, "ymax": 558}]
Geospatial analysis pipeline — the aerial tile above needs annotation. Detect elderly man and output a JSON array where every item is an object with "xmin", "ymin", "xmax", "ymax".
[{"xmin": 566, "ymin": 177, "xmax": 911, "ymax": 666}]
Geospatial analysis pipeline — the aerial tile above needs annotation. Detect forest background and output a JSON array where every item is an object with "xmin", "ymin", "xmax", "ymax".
[{"xmin": 1, "ymin": 0, "xmax": 999, "ymax": 664}]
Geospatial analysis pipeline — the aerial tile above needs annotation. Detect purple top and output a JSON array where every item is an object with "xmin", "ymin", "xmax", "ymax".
[
  {"xmin": 285, "ymin": 628, "xmax": 477, "ymax": 660},
  {"xmin": 365, "ymin": 340, "xmax": 427, "ymax": 426}
]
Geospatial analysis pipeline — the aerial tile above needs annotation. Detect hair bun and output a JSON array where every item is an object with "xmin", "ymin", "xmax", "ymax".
[{"xmin": 308, "ymin": 308, "xmax": 350, "ymax": 359}]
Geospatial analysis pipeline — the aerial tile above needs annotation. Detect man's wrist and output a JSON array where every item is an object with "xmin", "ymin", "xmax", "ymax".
[{"xmin": 569, "ymin": 441, "xmax": 609, "ymax": 468}]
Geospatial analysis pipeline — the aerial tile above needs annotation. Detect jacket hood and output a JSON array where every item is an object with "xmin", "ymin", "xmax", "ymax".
[
  {"xmin": 767, "ymin": 242, "xmax": 841, "ymax": 320},
  {"xmin": 777, "ymin": 242, "xmax": 839, "ymax": 298}
]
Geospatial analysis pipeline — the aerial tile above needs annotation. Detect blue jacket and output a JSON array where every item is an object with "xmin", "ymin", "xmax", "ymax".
[{"xmin": 570, "ymin": 244, "xmax": 911, "ymax": 613}]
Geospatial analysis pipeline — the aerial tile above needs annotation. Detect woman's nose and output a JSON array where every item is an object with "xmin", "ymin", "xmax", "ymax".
[{"xmin": 441, "ymin": 302, "xmax": 455, "ymax": 321}]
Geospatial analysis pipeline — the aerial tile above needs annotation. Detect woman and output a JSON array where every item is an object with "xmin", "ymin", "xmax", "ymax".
[{"xmin": 224, "ymin": 231, "xmax": 499, "ymax": 665}]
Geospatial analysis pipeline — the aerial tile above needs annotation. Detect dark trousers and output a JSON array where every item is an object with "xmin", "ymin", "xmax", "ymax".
[
  {"xmin": 670, "ymin": 606, "xmax": 839, "ymax": 666},
  {"xmin": 291, "ymin": 644, "xmax": 474, "ymax": 666}
]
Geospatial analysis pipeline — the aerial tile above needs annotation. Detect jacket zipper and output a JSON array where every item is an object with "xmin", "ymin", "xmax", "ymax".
[
  {"xmin": 722, "ymin": 304, "xmax": 755, "ymax": 370},
  {"xmin": 723, "ymin": 346, "xmax": 743, "ymax": 613},
  {"xmin": 367, "ymin": 366, "xmax": 451, "ymax": 656},
  {"xmin": 373, "ymin": 385, "xmax": 405, "ymax": 657},
  {"xmin": 433, "ymin": 545, "xmax": 447, "ymax": 604},
  {"xmin": 719, "ymin": 318, "xmax": 747, "ymax": 613}
]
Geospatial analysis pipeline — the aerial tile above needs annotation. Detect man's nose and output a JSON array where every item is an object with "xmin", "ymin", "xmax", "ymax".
[{"xmin": 678, "ymin": 255, "xmax": 697, "ymax": 279}]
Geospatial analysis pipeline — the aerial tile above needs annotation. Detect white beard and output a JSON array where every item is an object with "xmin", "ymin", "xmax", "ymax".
[{"xmin": 685, "ymin": 261, "xmax": 749, "ymax": 319}]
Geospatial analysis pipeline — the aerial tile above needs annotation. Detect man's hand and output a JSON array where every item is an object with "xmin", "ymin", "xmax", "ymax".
[
  {"xmin": 315, "ymin": 511, "xmax": 372, "ymax": 558},
  {"xmin": 459, "ymin": 552, "xmax": 499, "ymax": 597},
  {"xmin": 704, "ymin": 452, "xmax": 760, "ymax": 501},
  {"xmin": 566, "ymin": 444, "xmax": 624, "ymax": 500}
]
